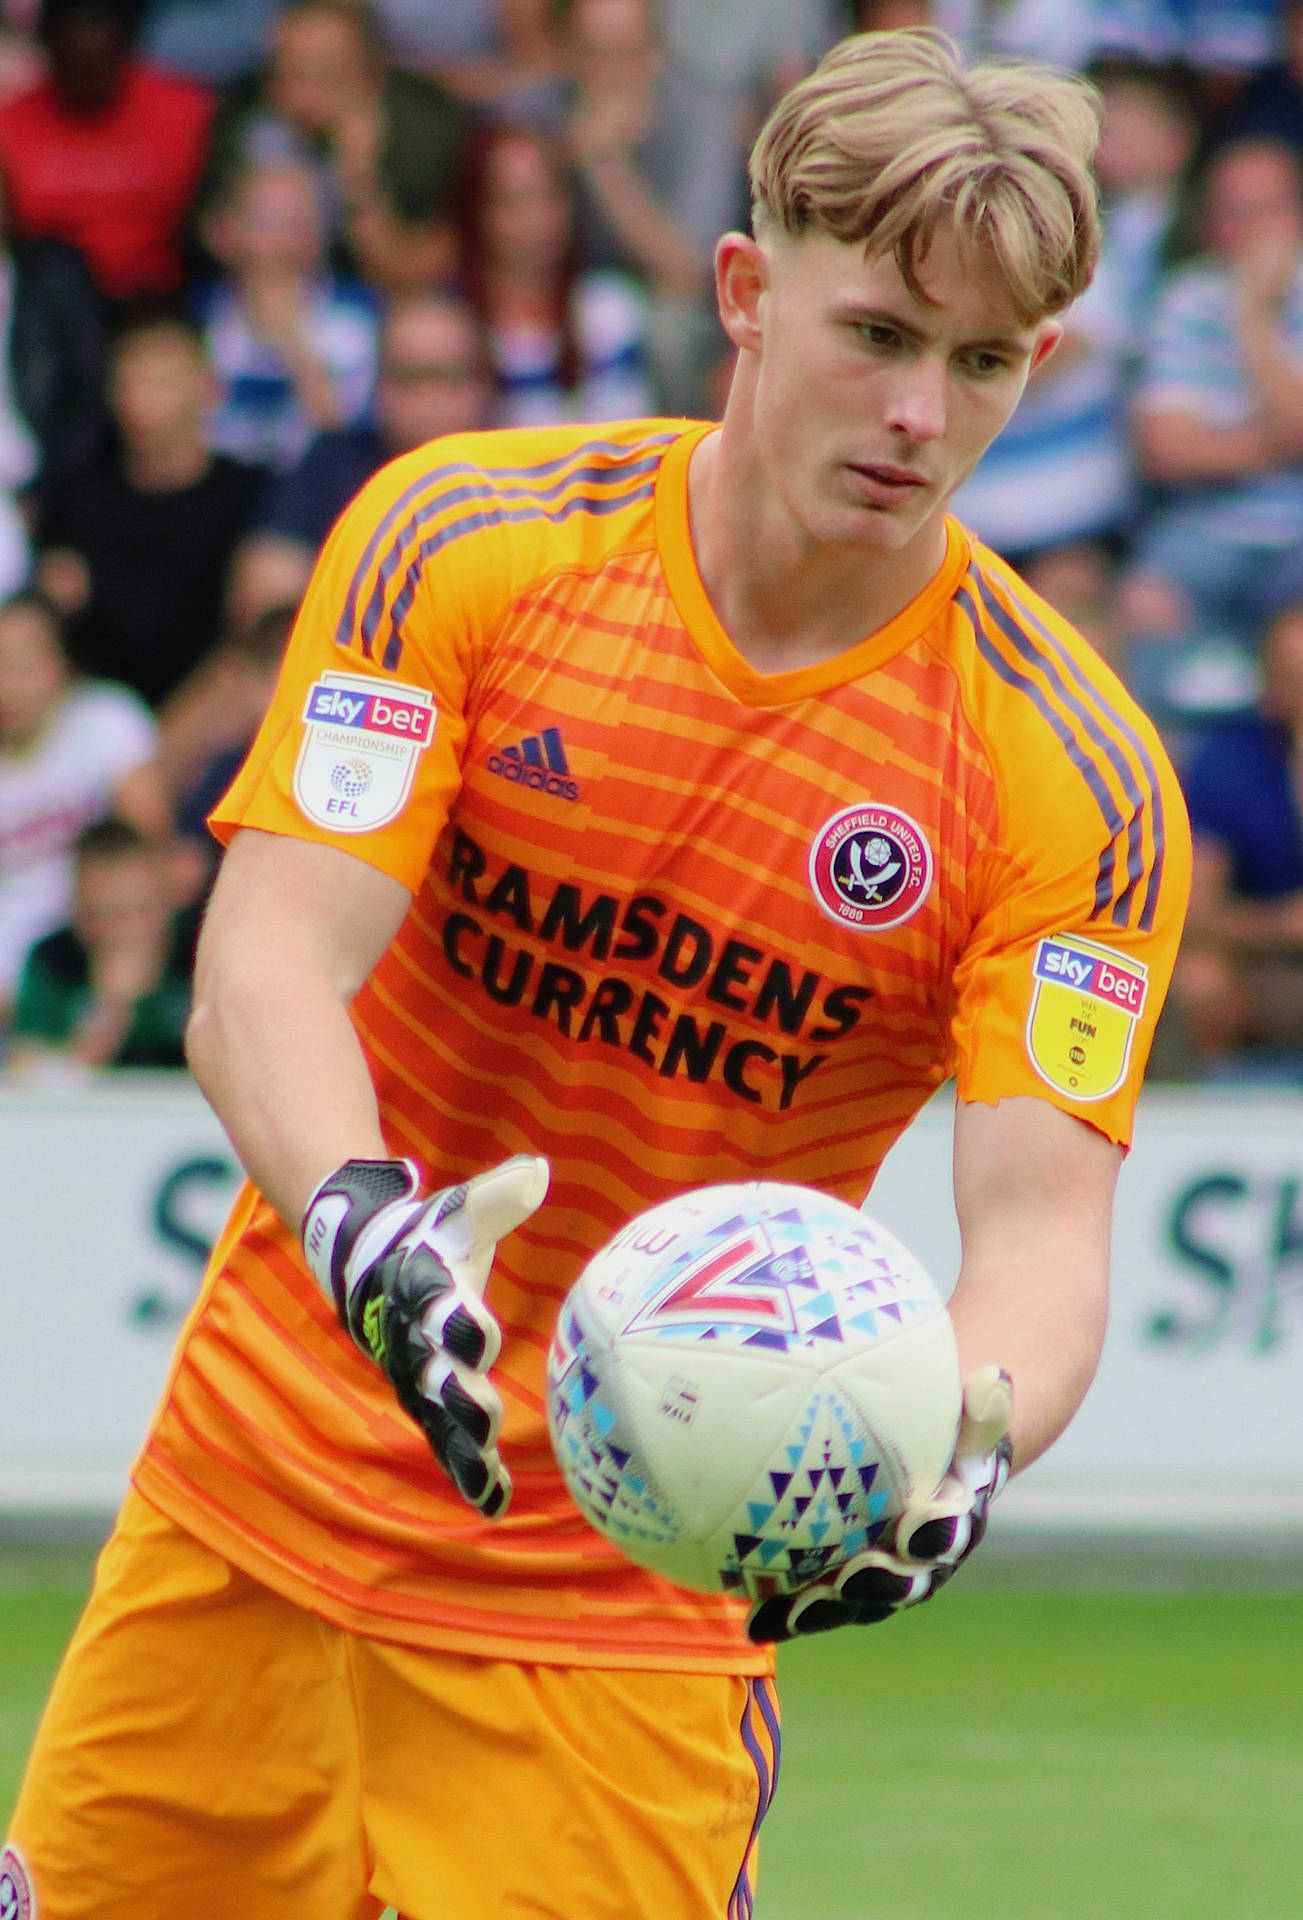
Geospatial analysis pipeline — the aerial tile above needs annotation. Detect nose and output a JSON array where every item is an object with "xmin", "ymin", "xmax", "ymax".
[{"xmin": 885, "ymin": 356, "xmax": 947, "ymax": 443}]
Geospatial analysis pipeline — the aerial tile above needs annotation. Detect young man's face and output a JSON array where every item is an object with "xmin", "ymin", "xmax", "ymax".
[{"xmin": 733, "ymin": 224, "xmax": 1058, "ymax": 559}]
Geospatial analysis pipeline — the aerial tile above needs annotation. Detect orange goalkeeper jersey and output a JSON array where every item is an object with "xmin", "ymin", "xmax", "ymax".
[{"xmin": 135, "ymin": 420, "xmax": 1190, "ymax": 1671}]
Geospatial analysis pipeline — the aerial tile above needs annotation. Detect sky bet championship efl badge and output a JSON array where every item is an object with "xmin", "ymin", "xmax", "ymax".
[
  {"xmin": 294, "ymin": 671, "xmax": 435, "ymax": 833},
  {"xmin": 1027, "ymin": 934, "xmax": 1149, "ymax": 1102}
]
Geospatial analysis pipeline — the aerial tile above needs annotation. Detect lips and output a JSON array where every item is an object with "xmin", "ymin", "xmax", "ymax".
[{"xmin": 849, "ymin": 462, "xmax": 927, "ymax": 487}]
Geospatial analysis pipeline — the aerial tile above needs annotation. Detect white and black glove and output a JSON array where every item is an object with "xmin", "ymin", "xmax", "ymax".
[
  {"xmin": 748, "ymin": 1366, "xmax": 1013, "ymax": 1643},
  {"xmin": 303, "ymin": 1154, "xmax": 550, "ymax": 1518}
]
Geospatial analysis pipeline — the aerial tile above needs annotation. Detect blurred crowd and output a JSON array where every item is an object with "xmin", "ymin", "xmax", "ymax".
[{"xmin": 4, "ymin": 0, "xmax": 1303, "ymax": 1084}]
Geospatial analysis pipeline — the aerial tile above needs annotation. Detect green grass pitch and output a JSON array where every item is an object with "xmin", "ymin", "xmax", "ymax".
[{"xmin": 4, "ymin": 1552, "xmax": 1302, "ymax": 1919}]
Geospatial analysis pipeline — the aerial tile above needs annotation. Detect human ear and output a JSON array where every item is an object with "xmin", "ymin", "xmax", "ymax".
[
  {"xmin": 714, "ymin": 232, "xmax": 769, "ymax": 354},
  {"xmin": 1028, "ymin": 319, "xmax": 1063, "ymax": 375}
]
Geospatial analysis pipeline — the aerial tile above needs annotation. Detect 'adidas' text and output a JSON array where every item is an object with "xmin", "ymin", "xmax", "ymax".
[{"xmin": 487, "ymin": 726, "xmax": 580, "ymax": 802}]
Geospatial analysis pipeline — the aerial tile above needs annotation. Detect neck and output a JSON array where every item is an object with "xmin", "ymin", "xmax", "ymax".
[
  {"xmin": 123, "ymin": 434, "xmax": 210, "ymax": 492},
  {"xmin": 686, "ymin": 426, "xmax": 949, "ymax": 675}
]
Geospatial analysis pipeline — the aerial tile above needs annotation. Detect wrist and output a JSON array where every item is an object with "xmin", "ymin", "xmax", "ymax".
[{"xmin": 302, "ymin": 1157, "xmax": 418, "ymax": 1310}]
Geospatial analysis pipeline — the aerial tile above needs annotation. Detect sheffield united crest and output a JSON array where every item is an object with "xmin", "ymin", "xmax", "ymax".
[{"xmin": 808, "ymin": 804, "xmax": 934, "ymax": 931}]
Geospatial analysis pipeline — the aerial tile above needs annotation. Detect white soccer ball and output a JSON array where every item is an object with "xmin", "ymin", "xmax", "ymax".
[{"xmin": 546, "ymin": 1181, "xmax": 962, "ymax": 1599}]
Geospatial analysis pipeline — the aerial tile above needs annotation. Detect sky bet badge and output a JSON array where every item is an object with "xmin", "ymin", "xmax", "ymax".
[
  {"xmin": 294, "ymin": 671, "xmax": 435, "ymax": 833},
  {"xmin": 1027, "ymin": 934, "xmax": 1149, "ymax": 1101}
]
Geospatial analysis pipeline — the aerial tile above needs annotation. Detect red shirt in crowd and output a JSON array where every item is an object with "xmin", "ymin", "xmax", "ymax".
[{"xmin": 0, "ymin": 63, "xmax": 213, "ymax": 301}]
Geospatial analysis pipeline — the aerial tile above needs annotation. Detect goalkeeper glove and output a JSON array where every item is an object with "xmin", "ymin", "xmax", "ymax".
[
  {"xmin": 747, "ymin": 1365, "xmax": 1013, "ymax": 1643},
  {"xmin": 303, "ymin": 1153, "xmax": 550, "ymax": 1518}
]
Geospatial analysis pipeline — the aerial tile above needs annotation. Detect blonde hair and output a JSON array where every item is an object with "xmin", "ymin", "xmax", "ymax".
[{"xmin": 749, "ymin": 28, "xmax": 1101, "ymax": 322}]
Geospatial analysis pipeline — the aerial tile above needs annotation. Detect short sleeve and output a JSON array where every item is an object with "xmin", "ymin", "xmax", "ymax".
[
  {"xmin": 949, "ymin": 573, "xmax": 1192, "ymax": 1147},
  {"xmin": 209, "ymin": 443, "xmax": 506, "ymax": 893}
]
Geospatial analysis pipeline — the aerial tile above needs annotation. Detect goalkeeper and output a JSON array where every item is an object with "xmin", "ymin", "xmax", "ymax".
[{"xmin": 5, "ymin": 26, "xmax": 1189, "ymax": 1920}]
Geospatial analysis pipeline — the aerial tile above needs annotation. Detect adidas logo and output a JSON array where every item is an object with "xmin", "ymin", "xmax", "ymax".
[{"xmin": 486, "ymin": 725, "xmax": 581, "ymax": 802}]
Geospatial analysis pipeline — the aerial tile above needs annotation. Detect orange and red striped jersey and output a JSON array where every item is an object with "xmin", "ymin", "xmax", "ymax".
[{"xmin": 134, "ymin": 420, "xmax": 1190, "ymax": 1670}]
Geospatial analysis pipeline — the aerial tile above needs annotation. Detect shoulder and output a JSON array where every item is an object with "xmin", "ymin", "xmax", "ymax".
[
  {"xmin": 949, "ymin": 544, "xmax": 1189, "ymax": 927},
  {"xmin": 132, "ymin": 62, "xmax": 214, "ymax": 121},
  {"xmin": 63, "ymin": 679, "xmax": 156, "ymax": 751},
  {"xmin": 951, "ymin": 544, "xmax": 1157, "ymax": 741},
  {"xmin": 340, "ymin": 420, "xmax": 679, "ymax": 556},
  {"xmin": 316, "ymin": 420, "xmax": 683, "ymax": 665},
  {"xmin": 0, "ymin": 79, "xmax": 52, "ymax": 135}
]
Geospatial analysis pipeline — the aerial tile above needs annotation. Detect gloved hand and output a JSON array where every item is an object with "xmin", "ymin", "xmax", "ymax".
[
  {"xmin": 747, "ymin": 1366, "xmax": 1013, "ymax": 1643},
  {"xmin": 303, "ymin": 1154, "xmax": 550, "ymax": 1517}
]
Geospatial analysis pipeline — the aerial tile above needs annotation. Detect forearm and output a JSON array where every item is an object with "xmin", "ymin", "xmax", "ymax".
[
  {"xmin": 1134, "ymin": 406, "xmax": 1274, "ymax": 482},
  {"xmin": 580, "ymin": 156, "xmax": 706, "ymax": 300},
  {"xmin": 951, "ymin": 1098, "xmax": 1118, "ymax": 1472},
  {"xmin": 947, "ymin": 1240, "xmax": 1107, "ymax": 1470},
  {"xmin": 187, "ymin": 914, "xmax": 389, "ymax": 1232}
]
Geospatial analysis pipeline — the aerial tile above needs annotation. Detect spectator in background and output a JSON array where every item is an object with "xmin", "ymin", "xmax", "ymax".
[
  {"xmin": 0, "ymin": 0, "xmax": 213, "ymax": 313},
  {"xmin": 1091, "ymin": 55, "xmax": 1202, "ymax": 347},
  {"xmin": 1127, "ymin": 139, "xmax": 1303, "ymax": 658},
  {"xmin": 200, "ymin": 0, "xmax": 474, "ymax": 299},
  {"xmin": 462, "ymin": 122, "xmax": 653, "ymax": 426},
  {"xmin": 7, "ymin": 815, "xmax": 194, "ymax": 1073},
  {"xmin": 197, "ymin": 153, "xmax": 377, "ymax": 473},
  {"xmin": 220, "ymin": 520, "xmax": 319, "ymax": 635},
  {"xmin": 930, "ymin": 0, "xmax": 1277, "ymax": 84},
  {"xmin": 140, "ymin": 0, "xmax": 280, "ymax": 87},
  {"xmin": 1173, "ymin": 600, "xmax": 1303, "ymax": 1073},
  {"xmin": 0, "ymin": 168, "xmax": 107, "ymax": 528},
  {"xmin": 37, "ymin": 316, "xmax": 267, "ymax": 707},
  {"xmin": 255, "ymin": 290, "xmax": 491, "ymax": 555},
  {"xmin": 373, "ymin": 0, "xmax": 563, "ymax": 120},
  {"xmin": 1219, "ymin": 0, "xmax": 1303, "ymax": 165},
  {"xmin": 652, "ymin": 0, "xmax": 829, "ymax": 274},
  {"xmin": 557, "ymin": 0, "xmax": 713, "ymax": 411},
  {"xmin": 0, "ymin": 586, "xmax": 167, "ymax": 1024},
  {"xmin": 950, "ymin": 243, "xmax": 1135, "ymax": 566},
  {"xmin": 1091, "ymin": 0, "xmax": 1279, "ymax": 99},
  {"xmin": 158, "ymin": 596, "xmax": 293, "ymax": 817}
]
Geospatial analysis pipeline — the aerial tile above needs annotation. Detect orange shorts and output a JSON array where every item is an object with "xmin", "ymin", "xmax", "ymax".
[{"xmin": 6, "ymin": 1491, "xmax": 780, "ymax": 1920}]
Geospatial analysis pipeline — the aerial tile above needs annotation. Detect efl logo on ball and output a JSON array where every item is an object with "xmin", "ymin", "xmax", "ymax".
[{"xmin": 809, "ymin": 804, "xmax": 933, "ymax": 931}]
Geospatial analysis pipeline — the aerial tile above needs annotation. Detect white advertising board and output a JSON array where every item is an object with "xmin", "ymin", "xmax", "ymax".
[{"xmin": 2, "ymin": 1080, "xmax": 1302, "ymax": 1530}]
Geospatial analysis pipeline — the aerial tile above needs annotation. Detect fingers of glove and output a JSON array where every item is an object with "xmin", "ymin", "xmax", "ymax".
[
  {"xmin": 415, "ymin": 1156, "xmax": 551, "ymax": 1298},
  {"xmin": 832, "ymin": 1547, "xmax": 936, "ymax": 1611},
  {"xmin": 747, "ymin": 1584, "xmax": 850, "ymax": 1644},
  {"xmin": 421, "ymin": 1351, "xmax": 504, "ymax": 1452},
  {"xmin": 414, "ymin": 1400, "xmax": 513, "ymax": 1518},
  {"xmin": 419, "ymin": 1264, "xmax": 504, "ymax": 1372},
  {"xmin": 891, "ymin": 1473, "xmax": 982, "ymax": 1565},
  {"xmin": 746, "ymin": 1578, "xmax": 919, "ymax": 1644}
]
